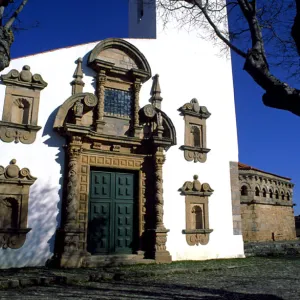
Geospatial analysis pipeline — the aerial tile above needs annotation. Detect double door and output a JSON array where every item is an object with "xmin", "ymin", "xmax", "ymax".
[{"xmin": 88, "ymin": 170, "xmax": 136, "ymax": 254}]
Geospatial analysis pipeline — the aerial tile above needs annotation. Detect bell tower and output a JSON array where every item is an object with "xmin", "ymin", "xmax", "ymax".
[{"xmin": 128, "ymin": 0, "xmax": 156, "ymax": 38}]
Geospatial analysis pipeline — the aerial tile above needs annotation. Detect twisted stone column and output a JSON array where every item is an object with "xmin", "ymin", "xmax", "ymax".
[
  {"xmin": 59, "ymin": 138, "xmax": 87, "ymax": 267},
  {"xmin": 134, "ymin": 81, "xmax": 141, "ymax": 127},
  {"xmin": 96, "ymin": 71, "xmax": 106, "ymax": 132},
  {"xmin": 153, "ymin": 151, "xmax": 172, "ymax": 263},
  {"xmin": 65, "ymin": 145, "xmax": 81, "ymax": 229},
  {"xmin": 133, "ymin": 80, "xmax": 142, "ymax": 137}
]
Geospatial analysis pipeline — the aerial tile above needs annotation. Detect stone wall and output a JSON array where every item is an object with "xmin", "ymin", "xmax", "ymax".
[
  {"xmin": 241, "ymin": 204, "xmax": 296, "ymax": 242},
  {"xmin": 239, "ymin": 164, "xmax": 296, "ymax": 242}
]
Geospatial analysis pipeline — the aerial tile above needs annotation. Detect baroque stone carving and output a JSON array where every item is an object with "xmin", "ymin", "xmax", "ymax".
[
  {"xmin": 178, "ymin": 98, "xmax": 211, "ymax": 163},
  {"xmin": 65, "ymin": 137, "xmax": 82, "ymax": 230},
  {"xmin": 153, "ymin": 152, "xmax": 172, "ymax": 262},
  {"xmin": 71, "ymin": 58, "xmax": 85, "ymax": 95},
  {"xmin": 179, "ymin": 175, "xmax": 214, "ymax": 246},
  {"xmin": 53, "ymin": 38, "xmax": 177, "ymax": 267},
  {"xmin": 0, "ymin": 65, "xmax": 47, "ymax": 144},
  {"xmin": 0, "ymin": 159, "xmax": 36, "ymax": 249}
]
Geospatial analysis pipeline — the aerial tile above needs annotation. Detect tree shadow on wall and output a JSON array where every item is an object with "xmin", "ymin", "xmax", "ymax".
[{"xmin": 42, "ymin": 106, "xmax": 66, "ymax": 256}]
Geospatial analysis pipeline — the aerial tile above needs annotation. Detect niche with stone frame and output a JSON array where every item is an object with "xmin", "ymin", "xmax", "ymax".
[
  {"xmin": 0, "ymin": 65, "xmax": 47, "ymax": 144},
  {"xmin": 0, "ymin": 159, "xmax": 36, "ymax": 249},
  {"xmin": 178, "ymin": 98, "xmax": 211, "ymax": 163},
  {"xmin": 179, "ymin": 175, "xmax": 214, "ymax": 246}
]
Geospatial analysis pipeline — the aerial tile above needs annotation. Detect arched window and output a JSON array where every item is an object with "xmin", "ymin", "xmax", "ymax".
[
  {"xmin": 281, "ymin": 192, "xmax": 285, "ymax": 200},
  {"xmin": 269, "ymin": 189, "xmax": 273, "ymax": 199},
  {"xmin": 0, "ymin": 198, "xmax": 18, "ymax": 229},
  {"xmin": 191, "ymin": 125, "xmax": 201, "ymax": 147},
  {"xmin": 192, "ymin": 206, "xmax": 203, "ymax": 230},
  {"xmin": 275, "ymin": 190, "xmax": 279, "ymax": 199},
  {"xmin": 262, "ymin": 188, "xmax": 267, "ymax": 197},
  {"xmin": 255, "ymin": 187, "xmax": 260, "ymax": 196},
  {"xmin": 287, "ymin": 193, "xmax": 290, "ymax": 201},
  {"xmin": 241, "ymin": 185, "xmax": 248, "ymax": 196},
  {"xmin": 11, "ymin": 98, "xmax": 30, "ymax": 125}
]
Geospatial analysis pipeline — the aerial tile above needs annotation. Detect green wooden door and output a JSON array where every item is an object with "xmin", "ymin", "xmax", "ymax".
[{"xmin": 88, "ymin": 170, "xmax": 135, "ymax": 254}]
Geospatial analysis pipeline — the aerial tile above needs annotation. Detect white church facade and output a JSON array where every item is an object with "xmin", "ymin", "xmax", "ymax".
[{"xmin": 0, "ymin": 1, "xmax": 244, "ymax": 268}]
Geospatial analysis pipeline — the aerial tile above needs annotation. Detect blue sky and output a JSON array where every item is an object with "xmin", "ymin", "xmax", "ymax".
[{"xmin": 8, "ymin": 0, "xmax": 300, "ymax": 214}]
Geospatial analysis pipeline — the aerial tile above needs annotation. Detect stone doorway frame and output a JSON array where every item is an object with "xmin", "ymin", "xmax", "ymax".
[{"xmin": 81, "ymin": 152, "xmax": 146, "ymax": 256}]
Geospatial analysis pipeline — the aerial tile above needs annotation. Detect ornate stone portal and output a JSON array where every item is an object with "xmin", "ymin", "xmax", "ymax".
[
  {"xmin": 0, "ymin": 159, "xmax": 36, "ymax": 249},
  {"xmin": 53, "ymin": 38, "xmax": 176, "ymax": 267}
]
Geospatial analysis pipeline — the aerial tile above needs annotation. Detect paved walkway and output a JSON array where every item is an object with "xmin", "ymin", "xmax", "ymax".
[{"xmin": 0, "ymin": 256, "xmax": 299, "ymax": 299}]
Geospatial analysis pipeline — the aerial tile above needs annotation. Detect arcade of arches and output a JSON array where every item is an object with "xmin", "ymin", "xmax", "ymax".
[{"xmin": 238, "ymin": 162, "xmax": 296, "ymax": 242}]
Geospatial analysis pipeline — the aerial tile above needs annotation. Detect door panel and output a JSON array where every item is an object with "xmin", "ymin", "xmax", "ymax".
[
  {"xmin": 114, "ymin": 202, "xmax": 133, "ymax": 253},
  {"xmin": 88, "ymin": 201, "xmax": 110, "ymax": 254},
  {"xmin": 115, "ymin": 173, "xmax": 134, "ymax": 200},
  {"xmin": 91, "ymin": 172, "xmax": 112, "ymax": 199},
  {"xmin": 88, "ymin": 170, "xmax": 135, "ymax": 255}
]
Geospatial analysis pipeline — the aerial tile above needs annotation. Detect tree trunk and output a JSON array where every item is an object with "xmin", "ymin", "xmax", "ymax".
[
  {"xmin": 244, "ymin": 49, "xmax": 300, "ymax": 116},
  {"xmin": 0, "ymin": 26, "xmax": 13, "ymax": 72}
]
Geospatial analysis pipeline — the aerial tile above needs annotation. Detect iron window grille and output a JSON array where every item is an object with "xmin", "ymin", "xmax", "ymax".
[{"xmin": 104, "ymin": 88, "xmax": 133, "ymax": 119}]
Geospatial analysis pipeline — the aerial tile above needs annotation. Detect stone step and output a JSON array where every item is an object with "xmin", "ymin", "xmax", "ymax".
[{"xmin": 83, "ymin": 254, "xmax": 155, "ymax": 267}]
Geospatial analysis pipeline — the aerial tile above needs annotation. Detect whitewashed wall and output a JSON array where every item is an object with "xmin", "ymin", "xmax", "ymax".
[{"xmin": 0, "ymin": 8, "xmax": 244, "ymax": 268}]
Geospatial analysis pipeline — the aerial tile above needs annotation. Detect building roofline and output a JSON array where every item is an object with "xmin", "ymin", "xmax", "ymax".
[
  {"xmin": 10, "ymin": 38, "xmax": 155, "ymax": 61},
  {"xmin": 238, "ymin": 162, "xmax": 291, "ymax": 181}
]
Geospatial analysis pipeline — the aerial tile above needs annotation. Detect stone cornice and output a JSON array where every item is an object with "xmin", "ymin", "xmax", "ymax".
[{"xmin": 239, "ymin": 170, "xmax": 293, "ymax": 186}]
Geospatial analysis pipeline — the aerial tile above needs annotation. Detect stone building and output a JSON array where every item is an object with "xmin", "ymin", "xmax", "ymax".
[
  {"xmin": 238, "ymin": 162, "xmax": 296, "ymax": 242},
  {"xmin": 295, "ymin": 216, "xmax": 300, "ymax": 237},
  {"xmin": 0, "ymin": 1, "xmax": 245, "ymax": 268}
]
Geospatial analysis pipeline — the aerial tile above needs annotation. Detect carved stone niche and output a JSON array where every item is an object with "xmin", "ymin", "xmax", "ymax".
[
  {"xmin": 0, "ymin": 65, "xmax": 47, "ymax": 144},
  {"xmin": 179, "ymin": 175, "xmax": 213, "ymax": 246},
  {"xmin": 0, "ymin": 159, "xmax": 36, "ymax": 249},
  {"xmin": 178, "ymin": 98, "xmax": 211, "ymax": 163}
]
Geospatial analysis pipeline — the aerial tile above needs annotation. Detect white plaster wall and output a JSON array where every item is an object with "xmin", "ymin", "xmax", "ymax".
[{"xmin": 0, "ymin": 7, "xmax": 243, "ymax": 267}]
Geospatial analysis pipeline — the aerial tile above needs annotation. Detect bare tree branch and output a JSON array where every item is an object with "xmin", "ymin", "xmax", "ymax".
[
  {"xmin": 160, "ymin": 0, "xmax": 300, "ymax": 116},
  {"xmin": 5, "ymin": 0, "xmax": 28, "ymax": 29}
]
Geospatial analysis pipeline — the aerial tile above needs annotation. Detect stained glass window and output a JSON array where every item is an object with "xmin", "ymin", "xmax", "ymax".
[{"xmin": 104, "ymin": 88, "xmax": 133, "ymax": 118}]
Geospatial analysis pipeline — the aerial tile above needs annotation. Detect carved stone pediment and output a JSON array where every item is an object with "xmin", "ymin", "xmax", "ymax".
[
  {"xmin": 179, "ymin": 175, "xmax": 214, "ymax": 196},
  {"xmin": 0, "ymin": 159, "xmax": 36, "ymax": 249},
  {"xmin": 1, "ymin": 65, "xmax": 47, "ymax": 89},
  {"xmin": 178, "ymin": 98, "xmax": 211, "ymax": 119}
]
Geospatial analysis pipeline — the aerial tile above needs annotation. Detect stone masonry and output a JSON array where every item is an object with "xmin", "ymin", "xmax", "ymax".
[{"xmin": 238, "ymin": 162, "xmax": 296, "ymax": 242}]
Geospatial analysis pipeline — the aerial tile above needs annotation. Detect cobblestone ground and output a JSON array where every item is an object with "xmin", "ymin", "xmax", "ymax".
[{"xmin": 0, "ymin": 257, "xmax": 300, "ymax": 299}]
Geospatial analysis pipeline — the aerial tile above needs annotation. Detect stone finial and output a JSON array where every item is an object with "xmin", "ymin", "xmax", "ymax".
[
  {"xmin": 149, "ymin": 74, "xmax": 163, "ymax": 110},
  {"xmin": 1, "ymin": 65, "xmax": 48, "ymax": 90},
  {"xmin": 71, "ymin": 57, "xmax": 85, "ymax": 95}
]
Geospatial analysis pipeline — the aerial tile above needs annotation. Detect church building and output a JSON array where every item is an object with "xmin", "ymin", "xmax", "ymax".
[{"xmin": 0, "ymin": 1, "xmax": 244, "ymax": 268}]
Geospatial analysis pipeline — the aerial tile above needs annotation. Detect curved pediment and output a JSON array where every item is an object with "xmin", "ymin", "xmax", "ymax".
[
  {"xmin": 53, "ymin": 93, "xmax": 98, "ymax": 129},
  {"xmin": 88, "ymin": 38, "xmax": 151, "ymax": 82},
  {"xmin": 140, "ymin": 104, "xmax": 177, "ymax": 149}
]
